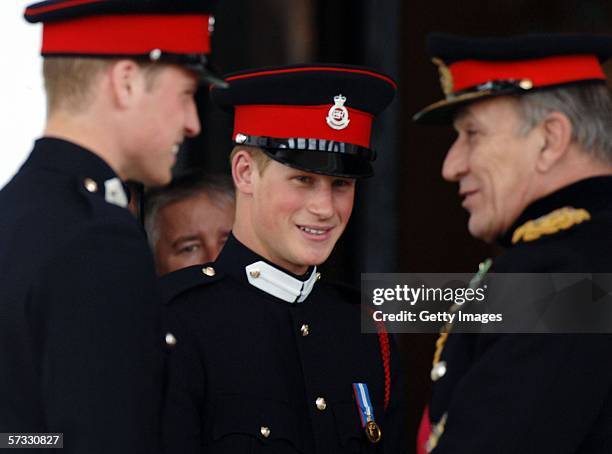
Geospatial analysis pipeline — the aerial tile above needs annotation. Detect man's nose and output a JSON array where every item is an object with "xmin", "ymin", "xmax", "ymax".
[
  {"xmin": 184, "ymin": 99, "xmax": 201, "ymax": 138},
  {"xmin": 307, "ymin": 184, "xmax": 335, "ymax": 219},
  {"xmin": 441, "ymin": 138, "xmax": 468, "ymax": 182}
]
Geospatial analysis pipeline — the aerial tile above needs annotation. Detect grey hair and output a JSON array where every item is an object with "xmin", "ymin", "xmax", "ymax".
[
  {"xmin": 515, "ymin": 82, "xmax": 612, "ymax": 164},
  {"xmin": 144, "ymin": 171, "xmax": 235, "ymax": 249}
]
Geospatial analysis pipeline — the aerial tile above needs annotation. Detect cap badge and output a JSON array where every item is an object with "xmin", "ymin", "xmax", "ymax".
[
  {"xmin": 432, "ymin": 58, "xmax": 454, "ymax": 97},
  {"xmin": 326, "ymin": 94, "xmax": 350, "ymax": 130}
]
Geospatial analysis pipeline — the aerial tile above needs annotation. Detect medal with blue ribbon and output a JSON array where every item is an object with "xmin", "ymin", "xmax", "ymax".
[{"xmin": 352, "ymin": 382, "xmax": 382, "ymax": 443}]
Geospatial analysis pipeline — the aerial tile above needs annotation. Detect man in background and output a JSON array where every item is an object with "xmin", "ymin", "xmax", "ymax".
[
  {"xmin": 0, "ymin": 1, "xmax": 220, "ymax": 452},
  {"xmin": 145, "ymin": 171, "xmax": 235, "ymax": 275}
]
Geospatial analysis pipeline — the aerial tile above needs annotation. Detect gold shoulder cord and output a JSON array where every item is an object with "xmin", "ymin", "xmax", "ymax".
[
  {"xmin": 432, "ymin": 206, "xmax": 590, "ymax": 371},
  {"xmin": 426, "ymin": 259, "xmax": 492, "ymax": 452},
  {"xmin": 430, "ymin": 258, "xmax": 492, "ymax": 381},
  {"xmin": 432, "ymin": 206, "xmax": 591, "ymax": 370},
  {"xmin": 427, "ymin": 207, "xmax": 589, "ymax": 451}
]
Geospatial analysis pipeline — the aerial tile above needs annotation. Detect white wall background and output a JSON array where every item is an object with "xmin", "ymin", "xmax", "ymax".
[{"xmin": 0, "ymin": 4, "xmax": 45, "ymax": 189}]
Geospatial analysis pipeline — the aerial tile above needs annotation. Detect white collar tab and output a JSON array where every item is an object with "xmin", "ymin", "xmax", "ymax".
[
  {"xmin": 245, "ymin": 261, "xmax": 319, "ymax": 303},
  {"xmin": 104, "ymin": 177, "xmax": 128, "ymax": 208}
]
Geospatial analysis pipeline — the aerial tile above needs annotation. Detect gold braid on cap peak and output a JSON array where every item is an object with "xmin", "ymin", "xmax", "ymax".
[
  {"xmin": 512, "ymin": 207, "xmax": 591, "ymax": 245},
  {"xmin": 432, "ymin": 58, "xmax": 454, "ymax": 96}
]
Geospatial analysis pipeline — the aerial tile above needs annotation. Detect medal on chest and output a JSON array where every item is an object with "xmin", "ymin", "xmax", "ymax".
[{"xmin": 352, "ymin": 382, "xmax": 382, "ymax": 443}]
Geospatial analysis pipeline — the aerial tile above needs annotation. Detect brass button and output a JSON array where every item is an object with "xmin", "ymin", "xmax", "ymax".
[
  {"xmin": 202, "ymin": 266, "xmax": 216, "ymax": 277},
  {"xmin": 165, "ymin": 332, "xmax": 177, "ymax": 347},
  {"xmin": 316, "ymin": 397, "xmax": 327, "ymax": 411},
  {"xmin": 84, "ymin": 178, "xmax": 98, "ymax": 193},
  {"xmin": 519, "ymin": 79, "xmax": 533, "ymax": 90},
  {"xmin": 316, "ymin": 272, "xmax": 321, "ymax": 281},
  {"xmin": 249, "ymin": 269, "xmax": 261, "ymax": 278},
  {"xmin": 300, "ymin": 324, "xmax": 310, "ymax": 337},
  {"xmin": 430, "ymin": 361, "xmax": 447, "ymax": 382},
  {"xmin": 149, "ymin": 48, "xmax": 162, "ymax": 61},
  {"xmin": 260, "ymin": 426, "xmax": 270, "ymax": 438},
  {"xmin": 235, "ymin": 133, "xmax": 248, "ymax": 144}
]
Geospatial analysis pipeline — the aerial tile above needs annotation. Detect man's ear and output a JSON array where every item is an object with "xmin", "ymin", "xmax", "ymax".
[
  {"xmin": 232, "ymin": 149, "xmax": 257, "ymax": 195},
  {"xmin": 108, "ymin": 60, "xmax": 144, "ymax": 109},
  {"xmin": 535, "ymin": 111, "xmax": 573, "ymax": 173}
]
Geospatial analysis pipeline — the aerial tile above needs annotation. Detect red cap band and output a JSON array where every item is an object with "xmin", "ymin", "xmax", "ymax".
[
  {"xmin": 449, "ymin": 54, "xmax": 605, "ymax": 93},
  {"xmin": 233, "ymin": 104, "xmax": 374, "ymax": 148},
  {"xmin": 41, "ymin": 14, "xmax": 211, "ymax": 55}
]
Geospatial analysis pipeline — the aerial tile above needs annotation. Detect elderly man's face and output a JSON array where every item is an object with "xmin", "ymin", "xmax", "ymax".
[
  {"xmin": 154, "ymin": 193, "xmax": 234, "ymax": 275},
  {"xmin": 442, "ymin": 96, "xmax": 541, "ymax": 242}
]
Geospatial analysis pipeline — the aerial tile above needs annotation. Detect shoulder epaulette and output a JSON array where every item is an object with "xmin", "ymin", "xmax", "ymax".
[
  {"xmin": 512, "ymin": 206, "xmax": 591, "ymax": 245},
  {"xmin": 160, "ymin": 264, "xmax": 225, "ymax": 304}
]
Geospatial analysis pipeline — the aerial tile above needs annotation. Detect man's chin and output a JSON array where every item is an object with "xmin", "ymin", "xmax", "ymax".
[
  {"xmin": 467, "ymin": 217, "xmax": 497, "ymax": 244},
  {"xmin": 138, "ymin": 172, "xmax": 171, "ymax": 188},
  {"xmin": 295, "ymin": 248, "xmax": 333, "ymax": 269}
]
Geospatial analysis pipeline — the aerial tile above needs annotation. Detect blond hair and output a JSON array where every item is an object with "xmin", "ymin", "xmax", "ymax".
[
  {"xmin": 43, "ymin": 58, "xmax": 110, "ymax": 114},
  {"xmin": 43, "ymin": 57, "xmax": 165, "ymax": 114},
  {"xmin": 230, "ymin": 145, "xmax": 272, "ymax": 174}
]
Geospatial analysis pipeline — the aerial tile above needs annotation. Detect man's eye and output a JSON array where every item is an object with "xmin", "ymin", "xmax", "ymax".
[
  {"xmin": 333, "ymin": 179, "xmax": 354, "ymax": 188},
  {"xmin": 465, "ymin": 129, "xmax": 479, "ymax": 138},
  {"xmin": 294, "ymin": 175, "xmax": 312, "ymax": 184},
  {"xmin": 178, "ymin": 244, "xmax": 200, "ymax": 254},
  {"xmin": 182, "ymin": 91, "xmax": 196, "ymax": 102}
]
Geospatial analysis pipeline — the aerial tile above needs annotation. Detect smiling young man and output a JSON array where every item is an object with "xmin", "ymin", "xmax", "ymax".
[
  {"xmin": 0, "ymin": 1, "xmax": 220, "ymax": 452},
  {"xmin": 161, "ymin": 65, "xmax": 407, "ymax": 453},
  {"xmin": 414, "ymin": 34, "xmax": 612, "ymax": 453},
  {"xmin": 230, "ymin": 148, "xmax": 355, "ymax": 274}
]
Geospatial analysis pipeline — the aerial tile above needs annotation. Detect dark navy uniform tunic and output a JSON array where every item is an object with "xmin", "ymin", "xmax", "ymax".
[
  {"xmin": 0, "ymin": 138, "xmax": 163, "ymax": 453},
  {"xmin": 429, "ymin": 177, "xmax": 612, "ymax": 454},
  {"xmin": 161, "ymin": 235, "xmax": 406, "ymax": 454}
]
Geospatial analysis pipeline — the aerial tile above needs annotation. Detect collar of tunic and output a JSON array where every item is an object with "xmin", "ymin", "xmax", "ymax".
[
  {"xmin": 25, "ymin": 137, "xmax": 129, "ymax": 208},
  {"xmin": 498, "ymin": 176, "xmax": 612, "ymax": 248},
  {"xmin": 216, "ymin": 234, "xmax": 319, "ymax": 303}
]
